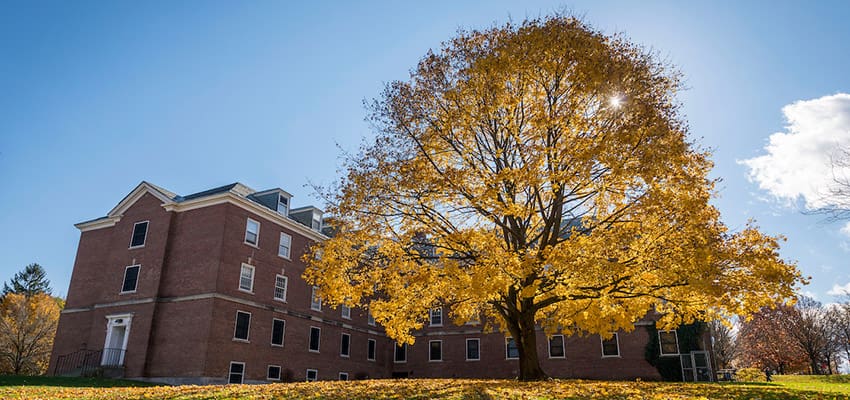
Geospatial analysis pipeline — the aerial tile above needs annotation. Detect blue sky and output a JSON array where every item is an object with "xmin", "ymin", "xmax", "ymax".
[{"xmin": 1, "ymin": 1, "xmax": 849, "ymax": 304}]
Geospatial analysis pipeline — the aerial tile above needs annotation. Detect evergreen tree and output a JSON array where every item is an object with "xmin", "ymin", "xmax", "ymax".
[{"xmin": 2, "ymin": 263, "xmax": 52, "ymax": 298}]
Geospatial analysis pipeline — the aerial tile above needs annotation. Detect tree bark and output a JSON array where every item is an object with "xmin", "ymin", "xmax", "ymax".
[{"xmin": 513, "ymin": 309, "xmax": 547, "ymax": 381}]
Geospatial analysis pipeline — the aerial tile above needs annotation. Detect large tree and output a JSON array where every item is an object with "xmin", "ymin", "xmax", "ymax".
[
  {"xmin": 2, "ymin": 263, "xmax": 52, "ymax": 298},
  {"xmin": 304, "ymin": 15, "xmax": 803, "ymax": 380},
  {"xmin": 738, "ymin": 304, "xmax": 808, "ymax": 374},
  {"xmin": 0, "ymin": 293, "xmax": 61, "ymax": 375}
]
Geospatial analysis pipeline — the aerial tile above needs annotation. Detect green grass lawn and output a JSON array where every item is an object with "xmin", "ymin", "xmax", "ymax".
[{"xmin": 0, "ymin": 375, "xmax": 848, "ymax": 399}]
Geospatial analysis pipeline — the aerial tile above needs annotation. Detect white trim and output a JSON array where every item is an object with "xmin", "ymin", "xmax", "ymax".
[
  {"xmin": 278, "ymin": 232, "xmax": 292, "ymax": 259},
  {"xmin": 367, "ymin": 311, "xmax": 376, "ymax": 326},
  {"xmin": 270, "ymin": 318, "xmax": 285, "ymax": 347},
  {"xmin": 102, "ymin": 313, "xmax": 133, "ymax": 366},
  {"xmin": 238, "ymin": 264, "xmax": 255, "ymax": 293},
  {"xmin": 107, "ymin": 181, "xmax": 175, "ymax": 219},
  {"xmin": 338, "ymin": 372, "xmax": 348, "ymax": 381},
  {"xmin": 228, "ymin": 361, "xmax": 245, "ymax": 384},
  {"xmin": 429, "ymin": 308, "xmax": 443, "ymax": 327},
  {"xmin": 273, "ymin": 275, "xmax": 288, "ymax": 303},
  {"xmin": 267, "ymin": 364, "xmax": 281, "ymax": 381},
  {"xmin": 162, "ymin": 192, "xmax": 327, "ymax": 241},
  {"xmin": 341, "ymin": 305, "xmax": 351, "ymax": 319},
  {"xmin": 128, "ymin": 220, "xmax": 149, "ymax": 249},
  {"xmin": 658, "ymin": 330, "xmax": 680, "ymax": 356},
  {"xmin": 548, "ymin": 335, "xmax": 566, "ymax": 359},
  {"xmin": 601, "ymin": 333, "xmax": 621, "ymax": 358},
  {"xmin": 428, "ymin": 340, "xmax": 443, "ymax": 362},
  {"xmin": 393, "ymin": 342, "xmax": 407, "ymax": 363},
  {"xmin": 244, "ymin": 218, "xmax": 260, "ymax": 247},
  {"xmin": 465, "ymin": 338, "xmax": 480, "ymax": 361},
  {"xmin": 367, "ymin": 338, "xmax": 376, "ymax": 361},
  {"xmin": 310, "ymin": 287, "xmax": 322, "ymax": 311},
  {"xmin": 233, "ymin": 310, "xmax": 251, "ymax": 342},
  {"xmin": 308, "ymin": 326, "xmax": 321, "ymax": 353},
  {"xmin": 305, "ymin": 369, "xmax": 318, "ymax": 382},
  {"xmin": 119, "ymin": 265, "xmax": 141, "ymax": 294},
  {"xmin": 505, "ymin": 337, "xmax": 519, "ymax": 360},
  {"xmin": 340, "ymin": 333, "xmax": 351, "ymax": 357}
]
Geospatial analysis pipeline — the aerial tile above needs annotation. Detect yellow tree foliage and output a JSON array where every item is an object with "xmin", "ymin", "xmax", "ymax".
[
  {"xmin": 304, "ymin": 15, "xmax": 804, "ymax": 380},
  {"xmin": 0, "ymin": 293, "xmax": 62, "ymax": 375}
]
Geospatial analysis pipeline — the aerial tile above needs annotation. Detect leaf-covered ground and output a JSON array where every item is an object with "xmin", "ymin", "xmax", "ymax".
[{"xmin": 1, "ymin": 377, "xmax": 848, "ymax": 400}]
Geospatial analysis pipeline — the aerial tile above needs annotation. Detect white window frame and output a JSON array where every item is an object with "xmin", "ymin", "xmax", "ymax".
[
  {"xmin": 310, "ymin": 286, "xmax": 322, "ymax": 311},
  {"xmin": 429, "ymin": 308, "xmax": 443, "ymax": 327},
  {"xmin": 505, "ymin": 337, "xmax": 519, "ymax": 360},
  {"xmin": 228, "ymin": 361, "xmax": 245, "ymax": 384},
  {"xmin": 273, "ymin": 275, "xmax": 288, "ymax": 302},
  {"xmin": 233, "ymin": 310, "xmax": 251, "ymax": 342},
  {"xmin": 278, "ymin": 232, "xmax": 292, "ymax": 259},
  {"xmin": 367, "ymin": 311, "xmax": 375, "ymax": 326},
  {"xmin": 394, "ymin": 342, "xmax": 407, "ymax": 363},
  {"xmin": 548, "ymin": 335, "xmax": 566, "ymax": 359},
  {"xmin": 309, "ymin": 326, "xmax": 321, "ymax": 353},
  {"xmin": 658, "ymin": 330, "xmax": 680, "ymax": 356},
  {"xmin": 367, "ymin": 338, "xmax": 376, "ymax": 361},
  {"xmin": 306, "ymin": 368, "xmax": 318, "ymax": 382},
  {"xmin": 277, "ymin": 194, "xmax": 289, "ymax": 215},
  {"xmin": 338, "ymin": 372, "xmax": 348, "ymax": 381},
  {"xmin": 340, "ymin": 333, "xmax": 351, "ymax": 358},
  {"xmin": 120, "ymin": 264, "xmax": 141, "ymax": 294},
  {"xmin": 129, "ymin": 220, "xmax": 149, "ymax": 249},
  {"xmin": 428, "ymin": 340, "xmax": 443, "ymax": 362},
  {"xmin": 267, "ymin": 364, "xmax": 281, "ymax": 381},
  {"xmin": 466, "ymin": 338, "xmax": 480, "ymax": 361},
  {"xmin": 341, "ymin": 305, "xmax": 351, "ymax": 319},
  {"xmin": 601, "ymin": 333, "xmax": 621, "ymax": 358},
  {"xmin": 244, "ymin": 218, "xmax": 260, "ymax": 247},
  {"xmin": 238, "ymin": 263, "xmax": 255, "ymax": 293},
  {"xmin": 270, "ymin": 318, "xmax": 285, "ymax": 347}
]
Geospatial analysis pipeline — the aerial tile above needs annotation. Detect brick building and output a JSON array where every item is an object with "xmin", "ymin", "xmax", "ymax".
[{"xmin": 49, "ymin": 181, "xmax": 713, "ymax": 384}]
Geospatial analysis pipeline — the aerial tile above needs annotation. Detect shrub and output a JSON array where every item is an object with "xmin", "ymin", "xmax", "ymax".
[{"xmin": 737, "ymin": 367, "xmax": 767, "ymax": 382}]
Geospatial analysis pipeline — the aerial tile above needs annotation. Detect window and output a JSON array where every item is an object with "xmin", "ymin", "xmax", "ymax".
[
  {"xmin": 228, "ymin": 362, "xmax": 244, "ymax": 384},
  {"xmin": 367, "ymin": 338, "xmax": 376, "ymax": 361},
  {"xmin": 341, "ymin": 305, "xmax": 351, "ymax": 319},
  {"xmin": 340, "ymin": 333, "xmax": 351, "ymax": 357},
  {"xmin": 429, "ymin": 340, "xmax": 442, "ymax": 361},
  {"xmin": 234, "ymin": 311, "xmax": 251, "ymax": 341},
  {"xmin": 121, "ymin": 265, "xmax": 140, "ymax": 293},
  {"xmin": 278, "ymin": 232, "xmax": 291, "ymax": 259},
  {"xmin": 367, "ymin": 311, "xmax": 375, "ymax": 326},
  {"xmin": 430, "ymin": 308, "xmax": 442, "ymax": 326},
  {"xmin": 394, "ymin": 342, "xmax": 407, "ymax": 363},
  {"xmin": 245, "ymin": 218, "xmax": 260, "ymax": 246},
  {"xmin": 505, "ymin": 338, "xmax": 519, "ymax": 359},
  {"xmin": 239, "ymin": 264, "xmax": 254, "ymax": 293},
  {"xmin": 267, "ymin": 365, "xmax": 281, "ymax": 381},
  {"xmin": 549, "ymin": 335, "xmax": 565, "ymax": 358},
  {"xmin": 277, "ymin": 195, "xmax": 289, "ymax": 215},
  {"xmin": 338, "ymin": 372, "xmax": 349, "ymax": 381},
  {"xmin": 310, "ymin": 287, "xmax": 322, "ymax": 311},
  {"xmin": 129, "ymin": 221, "xmax": 148, "ymax": 248},
  {"xmin": 271, "ymin": 319, "xmax": 285, "ymax": 347},
  {"xmin": 306, "ymin": 369, "xmax": 318, "ymax": 382},
  {"xmin": 273, "ymin": 275, "xmax": 288, "ymax": 302},
  {"xmin": 659, "ymin": 330, "xmax": 680, "ymax": 356},
  {"xmin": 466, "ymin": 338, "xmax": 480, "ymax": 361},
  {"xmin": 309, "ymin": 327, "xmax": 321, "ymax": 352},
  {"xmin": 312, "ymin": 215, "xmax": 322, "ymax": 231},
  {"xmin": 601, "ymin": 333, "xmax": 620, "ymax": 357}
]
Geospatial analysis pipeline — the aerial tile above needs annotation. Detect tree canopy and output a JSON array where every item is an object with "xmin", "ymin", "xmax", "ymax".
[
  {"xmin": 304, "ymin": 15, "xmax": 804, "ymax": 380},
  {"xmin": 2, "ymin": 263, "xmax": 52, "ymax": 298}
]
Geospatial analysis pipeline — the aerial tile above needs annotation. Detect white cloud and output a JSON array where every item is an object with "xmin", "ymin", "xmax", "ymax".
[
  {"xmin": 741, "ymin": 93, "xmax": 850, "ymax": 209},
  {"xmin": 828, "ymin": 282, "xmax": 850, "ymax": 296},
  {"xmin": 842, "ymin": 221, "xmax": 850, "ymax": 237}
]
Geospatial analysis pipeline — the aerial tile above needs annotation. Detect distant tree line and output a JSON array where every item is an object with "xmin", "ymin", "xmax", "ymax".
[
  {"xmin": 713, "ymin": 295, "xmax": 850, "ymax": 375},
  {"xmin": 0, "ymin": 263, "xmax": 63, "ymax": 375}
]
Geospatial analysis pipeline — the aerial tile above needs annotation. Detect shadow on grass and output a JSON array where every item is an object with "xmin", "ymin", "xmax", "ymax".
[{"xmin": 0, "ymin": 375, "xmax": 156, "ymax": 388}]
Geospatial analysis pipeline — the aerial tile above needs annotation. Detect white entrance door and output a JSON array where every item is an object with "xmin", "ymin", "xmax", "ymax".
[{"xmin": 102, "ymin": 314, "xmax": 132, "ymax": 366}]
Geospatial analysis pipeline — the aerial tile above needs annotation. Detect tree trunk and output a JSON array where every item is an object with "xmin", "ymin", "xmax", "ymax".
[{"xmin": 514, "ymin": 310, "xmax": 547, "ymax": 381}]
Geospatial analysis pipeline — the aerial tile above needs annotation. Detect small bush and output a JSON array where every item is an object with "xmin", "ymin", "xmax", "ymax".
[{"xmin": 737, "ymin": 367, "xmax": 767, "ymax": 382}]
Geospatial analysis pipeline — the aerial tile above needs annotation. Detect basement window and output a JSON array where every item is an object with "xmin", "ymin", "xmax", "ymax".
[
  {"xmin": 228, "ymin": 362, "xmax": 245, "ymax": 384},
  {"xmin": 267, "ymin": 365, "xmax": 281, "ymax": 381}
]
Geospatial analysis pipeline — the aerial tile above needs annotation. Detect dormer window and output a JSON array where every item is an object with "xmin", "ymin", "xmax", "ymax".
[
  {"xmin": 277, "ymin": 195, "xmax": 289, "ymax": 215},
  {"xmin": 312, "ymin": 211, "xmax": 322, "ymax": 231}
]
